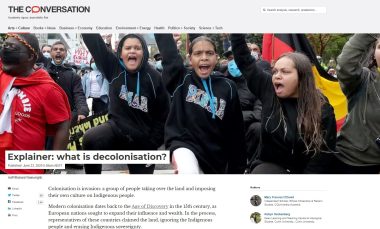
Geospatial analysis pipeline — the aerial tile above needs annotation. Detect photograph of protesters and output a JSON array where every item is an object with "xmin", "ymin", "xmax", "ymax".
[
  {"xmin": 5, "ymin": 33, "xmax": 378, "ymax": 175},
  {"xmin": 81, "ymin": 33, "xmax": 170, "ymax": 174},
  {"xmin": 155, "ymin": 34, "xmax": 246, "ymax": 174},
  {"xmin": 0, "ymin": 33, "xmax": 71, "ymax": 174},
  {"xmin": 230, "ymin": 34, "xmax": 337, "ymax": 174}
]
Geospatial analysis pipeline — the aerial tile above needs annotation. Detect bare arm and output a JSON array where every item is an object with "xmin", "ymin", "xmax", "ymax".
[{"xmin": 52, "ymin": 120, "xmax": 71, "ymax": 150}]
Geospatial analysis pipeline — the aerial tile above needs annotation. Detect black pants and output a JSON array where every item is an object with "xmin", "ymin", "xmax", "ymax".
[
  {"xmin": 245, "ymin": 122, "xmax": 261, "ymax": 162},
  {"xmin": 82, "ymin": 121, "xmax": 155, "ymax": 174}
]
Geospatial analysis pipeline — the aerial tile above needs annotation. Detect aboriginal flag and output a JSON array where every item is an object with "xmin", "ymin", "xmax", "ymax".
[{"xmin": 262, "ymin": 34, "xmax": 347, "ymax": 131}]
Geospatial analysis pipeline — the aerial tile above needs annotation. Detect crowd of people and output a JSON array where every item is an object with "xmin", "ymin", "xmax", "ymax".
[{"xmin": 0, "ymin": 33, "xmax": 379, "ymax": 174}]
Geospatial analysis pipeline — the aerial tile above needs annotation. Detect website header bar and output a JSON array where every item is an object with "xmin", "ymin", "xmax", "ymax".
[{"xmin": 1, "ymin": 0, "xmax": 377, "ymax": 33}]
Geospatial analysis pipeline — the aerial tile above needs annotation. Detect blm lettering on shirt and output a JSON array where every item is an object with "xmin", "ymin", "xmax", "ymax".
[
  {"xmin": 119, "ymin": 85, "xmax": 148, "ymax": 112},
  {"xmin": 185, "ymin": 84, "xmax": 226, "ymax": 120}
]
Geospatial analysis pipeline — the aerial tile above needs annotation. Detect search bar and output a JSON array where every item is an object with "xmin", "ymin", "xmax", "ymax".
[{"xmin": 261, "ymin": 7, "xmax": 326, "ymax": 14}]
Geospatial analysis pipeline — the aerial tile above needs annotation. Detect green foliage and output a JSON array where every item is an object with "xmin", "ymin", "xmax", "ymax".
[
  {"xmin": 0, "ymin": 34, "xmax": 6, "ymax": 43},
  {"xmin": 178, "ymin": 34, "xmax": 187, "ymax": 59},
  {"xmin": 246, "ymin": 34, "xmax": 263, "ymax": 49},
  {"xmin": 307, "ymin": 34, "xmax": 352, "ymax": 62}
]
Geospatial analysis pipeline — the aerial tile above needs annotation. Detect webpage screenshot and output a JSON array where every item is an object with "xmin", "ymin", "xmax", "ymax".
[{"xmin": 1, "ymin": 0, "xmax": 380, "ymax": 228}]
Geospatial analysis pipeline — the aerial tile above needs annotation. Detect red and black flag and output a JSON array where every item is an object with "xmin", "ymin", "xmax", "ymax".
[{"xmin": 262, "ymin": 34, "xmax": 347, "ymax": 131}]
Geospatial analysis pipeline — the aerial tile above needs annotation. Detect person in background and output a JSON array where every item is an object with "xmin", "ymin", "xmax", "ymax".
[
  {"xmin": 81, "ymin": 58, "xmax": 109, "ymax": 115},
  {"xmin": 317, "ymin": 55, "xmax": 328, "ymax": 70},
  {"xmin": 103, "ymin": 34, "xmax": 113, "ymax": 50},
  {"xmin": 153, "ymin": 53, "xmax": 163, "ymax": 73},
  {"xmin": 45, "ymin": 41, "xmax": 88, "ymax": 172},
  {"xmin": 327, "ymin": 59, "xmax": 336, "ymax": 71},
  {"xmin": 36, "ymin": 44, "xmax": 52, "ymax": 67},
  {"xmin": 46, "ymin": 41, "xmax": 89, "ymax": 126},
  {"xmin": 250, "ymin": 42, "xmax": 272, "ymax": 74},
  {"xmin": 41, "ymin": 44, "xmax": 51, "ymax": 58},
  {"xmin": 327, "ymin": 68, "xmax": 337, "ymax": 78}
]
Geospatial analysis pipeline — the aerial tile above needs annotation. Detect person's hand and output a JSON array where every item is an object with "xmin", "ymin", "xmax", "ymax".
[
  {"xmin": 77, "ymin": 115, "xmax": 86, "ymax": 123},
  {"xmin": 173, "ymin": 33, "xmax": 181, "ymax": 43}
]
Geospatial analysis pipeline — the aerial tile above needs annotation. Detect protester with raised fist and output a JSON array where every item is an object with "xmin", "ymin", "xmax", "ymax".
[
  {"xmin": 334, "ymin": 34, "xmax": 380, "ymax": 173},
  {"xmin": 230, "ymin": 34, "xmax": 337, "ymax": 174},
  {"xmin": 155, "ymin": 34, "xmax": 246, "ymax": 174},
  {"xmin": 81, "ymin": 33, "xmax": 170, "ymax": 174}
]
